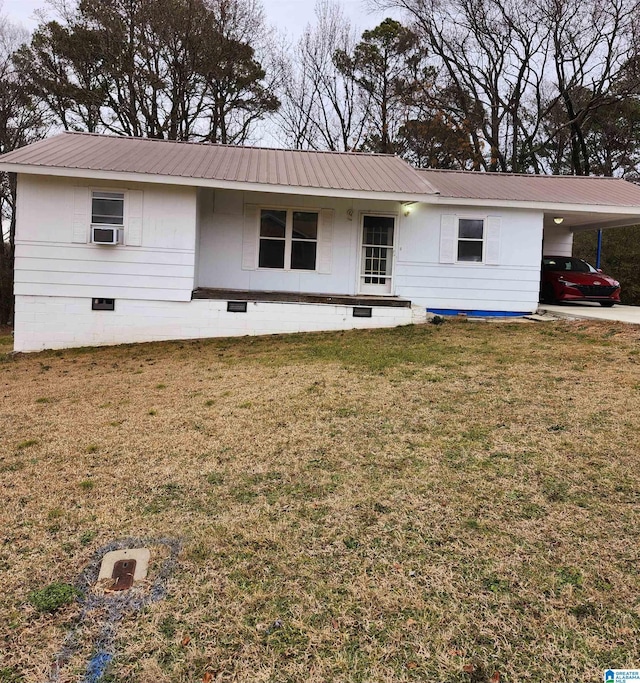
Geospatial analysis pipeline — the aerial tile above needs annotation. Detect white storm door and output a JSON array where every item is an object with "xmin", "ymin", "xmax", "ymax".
[{"xmin": 359, "ymin": 214, "xmax": 395, "ymax": 294}]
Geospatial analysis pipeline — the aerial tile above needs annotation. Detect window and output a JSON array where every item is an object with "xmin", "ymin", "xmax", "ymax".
[
  {"xmin": 258, "ymin": 209, "xmax": 318, "ymax": 270},
  {"xmin": 92, "ymin": 191, "xmax": 124, "ymax": 226},
  {"xmin": 457, "ymin": 218, "xmax": 484, "ymax": 262}
]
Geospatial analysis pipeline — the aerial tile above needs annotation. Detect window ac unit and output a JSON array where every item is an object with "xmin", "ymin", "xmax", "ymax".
[{"xmin": 92, "ymin": 226, "xmax": 119, "ymax": 245}]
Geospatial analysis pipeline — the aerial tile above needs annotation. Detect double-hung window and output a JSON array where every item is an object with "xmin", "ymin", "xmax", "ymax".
[
  {"xmin": 258, "ymin": 208, "xmax": 318, "ymax": 270},
  {"xmin": 91, "ymin": 191, "xmax": 124, "ymax": 242},
  {"xmin": 457, "ymin": 218, "xmax": 484, "ymax": 262}
]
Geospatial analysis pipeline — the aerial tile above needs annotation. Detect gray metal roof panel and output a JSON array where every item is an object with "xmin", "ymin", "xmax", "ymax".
[
  {"xmin": 0, "ymin": 132, "xmax": 432, "ymax": 195},
  {"xmin": 419, "ymin": 168, "xmax": 640, "ymax": 207}
]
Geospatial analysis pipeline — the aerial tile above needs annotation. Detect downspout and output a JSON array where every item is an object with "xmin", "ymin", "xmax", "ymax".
[{"xmin": 596, "ymin": 229, "xmax": 603, "ymax": 269}]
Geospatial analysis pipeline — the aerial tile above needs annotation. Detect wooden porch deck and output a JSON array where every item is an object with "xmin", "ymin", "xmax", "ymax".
[{"xmin": 192, "ymin": 288, "xmax": 412, "ymax": 308}]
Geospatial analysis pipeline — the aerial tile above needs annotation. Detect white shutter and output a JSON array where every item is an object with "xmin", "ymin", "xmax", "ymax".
[
  {"xmin": 485, "ymin": 216, "xmax": 501, "ymax": 265},
  {"xmin": 439, "ymin": 214, "xmax": 457, "ymax": 263},
  {"xmin": 126, "ymin": 190, "xmax": 143, "ymax": 246},
  {"xmin": 242, "ymin": 204, "xmax": 259, "ymax": 270},
  {"xmin": 72, "ymin": 187, "xmax": 89, "ymax": 243},
  {"xmin": 317, "ymin": 209, "xmax": 334, "ymax": 274}
]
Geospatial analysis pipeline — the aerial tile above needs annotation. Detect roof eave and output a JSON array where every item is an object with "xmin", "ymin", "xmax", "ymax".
[
  {"xmin": 433, "ymin": 194, "xmax": 640, "ymax": 215},
  {"xmin": 1, "ymin": 163, "xmax": 432, "ymax": 203}
]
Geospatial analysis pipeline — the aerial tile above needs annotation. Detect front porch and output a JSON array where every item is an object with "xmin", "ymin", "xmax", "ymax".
[{"xmin": 192, "ymin": 288, "xmax": 412, "ymax": 308}]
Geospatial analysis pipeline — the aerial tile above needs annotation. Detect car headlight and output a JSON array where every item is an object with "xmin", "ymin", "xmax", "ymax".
[
  {"xmin": 558, "ymin": 279, "xmax": 578, "ymax": 287},
  {"xmin": 612, "ymin": 281, "xmax": 620, "ymax": 287}
]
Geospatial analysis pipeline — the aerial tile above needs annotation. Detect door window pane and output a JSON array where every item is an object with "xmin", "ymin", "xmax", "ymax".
[
  {"xmin": 363, "ymin": 215, "xmax": 394, "ymax": 246},
  {"xmin": 363, "ymin": 245, "xmax": 391, "ymax": 283}
]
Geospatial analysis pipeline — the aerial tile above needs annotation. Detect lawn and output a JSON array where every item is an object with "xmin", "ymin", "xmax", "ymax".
[{"xmin": 1, "ymin": 320, "xmax": 640, "ymax": 683}]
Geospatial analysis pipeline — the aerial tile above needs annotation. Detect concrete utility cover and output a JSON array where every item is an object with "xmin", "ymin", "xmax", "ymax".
[
  {"xmin": 98, "ymin": 548, "xmax": 150, "ymax": 583},
  {"xmin": 539, "ymin": 304, "xmax": 640, "ymax": 325}
]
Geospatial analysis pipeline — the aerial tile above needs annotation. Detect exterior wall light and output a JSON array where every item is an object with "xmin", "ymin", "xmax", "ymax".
[{"xmin": 553, "ymin": 216, "xmax": 564, "ymax": 224}]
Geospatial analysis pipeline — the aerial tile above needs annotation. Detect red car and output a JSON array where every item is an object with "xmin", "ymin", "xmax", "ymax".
[{"xmin": 540, "ymin": 256, "xmax": 621, "ymax": 307}]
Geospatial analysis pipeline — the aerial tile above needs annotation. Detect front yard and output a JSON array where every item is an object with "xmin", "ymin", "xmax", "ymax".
[{"xmin": 1, "ymin": 320, "xmax": 639, "ymax": 682}]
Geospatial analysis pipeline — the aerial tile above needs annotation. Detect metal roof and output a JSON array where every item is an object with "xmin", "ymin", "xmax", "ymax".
[
  {"xmin": 419, "ymin": 168, "xmax": 640, "ymax": 207},
  {"xmin": 0, "ymin": 132, "xmax": 436, "ymax": 196},
  {"xmin": 3, "ymin": 133, "xmax": 640, "ymax": 209}
]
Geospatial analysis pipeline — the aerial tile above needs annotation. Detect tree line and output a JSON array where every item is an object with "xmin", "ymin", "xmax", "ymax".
[{"xmin": 2, "ymin": 0, "xmax": 640, "ymax": 323}]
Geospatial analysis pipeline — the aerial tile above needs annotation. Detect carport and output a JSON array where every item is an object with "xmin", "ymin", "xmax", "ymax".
[{"xmin": 543, "ymin": 207, "xmax": 640, "ymax": 263}]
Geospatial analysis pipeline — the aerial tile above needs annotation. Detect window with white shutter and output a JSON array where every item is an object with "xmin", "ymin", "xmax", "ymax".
[
  {"xmin": 243, "ymin": 206, "xmax": 325, "ymax": 272},
  {"xmin": 441, "ymin": 214, "xmax": 502, "ymax": 265},
  {"xmin": 85, "ymin": 189, "xmax": 145, "ymax": 246}
]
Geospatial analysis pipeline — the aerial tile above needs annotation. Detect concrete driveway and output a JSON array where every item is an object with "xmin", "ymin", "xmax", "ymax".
[{"xmin": 539, "ymin": 302, "xmax": 640, "ymax": 324}]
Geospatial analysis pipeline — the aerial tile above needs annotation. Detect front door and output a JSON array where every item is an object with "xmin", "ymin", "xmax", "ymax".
[{"xmin": 359, "ymin": 214, "xmax": 395, "ymax": 294}]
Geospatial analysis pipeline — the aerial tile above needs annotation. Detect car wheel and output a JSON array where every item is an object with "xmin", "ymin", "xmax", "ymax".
[
  {"xmin": 541, "ymin": 283, "xmax": 556, "ymax": 304},
  {"xmin": 600, "ymin": 302, "xmax": 615, "ymax": 307}
]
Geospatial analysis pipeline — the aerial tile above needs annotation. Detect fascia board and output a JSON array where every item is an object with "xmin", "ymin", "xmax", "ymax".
[
  {"xmin": 0, "ymin": 163, "xmax": 431, "ymax": 203},
  {"xmin": 431, "ymin": 195, "xmax": 640, "ymax": 215},
  {"xmin": 570, "ymin": 217, "xmax": 640, "ymax": 231}
]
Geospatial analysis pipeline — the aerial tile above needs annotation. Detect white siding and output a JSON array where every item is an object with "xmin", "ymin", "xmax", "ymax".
[
  {"xmin": 543, "ymin": 224, "xmax": 574, "ymax": 257},
  {"xmin": 394, "ymin": 204, "xmax": 544, "ymax": 313},
  {"xmin": 198, "ymin": 191, "xmax": 545, "ymax": 313},
  {"xmin": 13, "ymin": 177, "xmax": 554, "ymax": 353},
  {"xmin": 15, "ymin": 174, "xmax": 198, "ymax": 302},
  {"xmin": 14, "ymin": 295, "xmax": 413, "ymax": 352},
  {"xmin": 197, "ymin": 190, "xmax": 396, "ymax": 295}
]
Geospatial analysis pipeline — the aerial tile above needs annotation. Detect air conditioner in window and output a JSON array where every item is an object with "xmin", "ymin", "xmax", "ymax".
[{"xmin": 91, "ymin": 226, "xmax": 119, "ymax": 245}]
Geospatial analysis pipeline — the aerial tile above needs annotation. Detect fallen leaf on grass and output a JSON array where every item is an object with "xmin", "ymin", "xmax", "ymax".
[
  {"xmin": 463, "ymin": 664, "xmax": 475, "ymax": 673},
  {"xmin": 490, "ymin": 672, "xmax": 501, "ymax": 683},
  {"xmin": 181, "ymin": 635, "xmax": 191, "ymax": 647},
  {"xmin": 405, "ymin": 618, "xmax": 417, "ymax": 627},
  {"xmin": 202, "ymin": 673, "xmax": 213, "ymax": 683},
  {"xmin": 407, "ymin": 661, "xmax": 417, "ymax": 670}
]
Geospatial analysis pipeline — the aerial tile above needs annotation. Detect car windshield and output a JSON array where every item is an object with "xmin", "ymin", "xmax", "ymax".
[{"xmin": 542, "ymin": 257, "xmax": 597, "ymax": 273}]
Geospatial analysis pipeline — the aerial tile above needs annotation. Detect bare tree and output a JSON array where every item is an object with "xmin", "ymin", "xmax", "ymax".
[
  {"xmin": 334, "ymin": 17, "xmax": 428, "ymax": 153},
  {"xmin": 13, "ymin": 18, "xmax": 106, "ymax": 133},
  {"xmin": 371, "ymin": 0, "xmax": 640, "ymax": 174},
  {"xmin": 0, "ymin": 14, "xmax": 47, "ymax": 324},
  {"xmin": 277, "ymin": 0, "xmax": 368, "ymax": 151},
  {"xmin": 201, "ymin": 0, "xmax": 280, "ymax": 144},
  {"xmin": 538, "ymin": 0, "xmax": 640, "ymax": 174},
  {"xmin": 16, "ymin": 0, "xmax": 280, "ymax": 143}
]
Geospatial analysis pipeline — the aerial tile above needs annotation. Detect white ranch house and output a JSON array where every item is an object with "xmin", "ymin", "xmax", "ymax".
[{"xmin": 2, "ymin": 132, "xmax": 640, "ymax": 352}]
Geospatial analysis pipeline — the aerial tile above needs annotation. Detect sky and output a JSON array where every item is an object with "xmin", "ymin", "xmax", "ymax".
[{"xmin": 3, "ymin": 0, "xmax": 394, "ymax": 38}]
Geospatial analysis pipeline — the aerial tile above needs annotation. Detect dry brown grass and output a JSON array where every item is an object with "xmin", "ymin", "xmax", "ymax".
[
  {"xmin": 0, "ymin": 325, "xmax": 12, "ymax": 356},
  {"xmin": 1, "ymin": 320, "xmax": 640, "ymax": 683}
]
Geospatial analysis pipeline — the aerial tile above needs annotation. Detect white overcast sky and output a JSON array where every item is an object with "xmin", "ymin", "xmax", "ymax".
[{"xmin": 3, "ymin": 0, "xmax": 394, "ymax": 38}]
